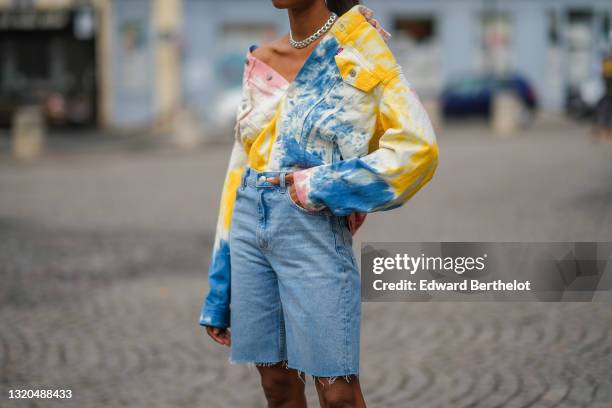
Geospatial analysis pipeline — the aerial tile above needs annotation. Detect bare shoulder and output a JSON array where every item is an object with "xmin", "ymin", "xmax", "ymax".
[{"xmin": 251, "ymin": 35, "xmax": 289, "ymax": 64}]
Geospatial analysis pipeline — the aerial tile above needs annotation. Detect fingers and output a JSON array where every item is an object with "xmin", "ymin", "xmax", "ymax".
[
  {"xmin": 257, "ymin": 178, "xmax": 306, "ymax": 209},
  {"xmin": 258, "ymin": 174, "xmax": 302, "ymax": 208},
  {"xmin": 359, "ymin": 5, "xmax": 392, "ymax": 42},
  {"xmin": 359, "ymin": 5, "xmax": 374, "ymax": 20},
  {"xmin": 206, "ymin": 326, "xmax": 231, "ymax": 347},
  {"xmin": 206, "ymin": 326, "xmax": 223, "ymax": 345},
  {"xmin": 373, "ymin": 21, "xmax": 392, "ymax": 42},
  {"xmin": 289, "ymin": 186, "xmax": 301, "ymax": 207},
  {"xmin": 288, "ymin": 185, "xmax": 307, "ymax": 209}
]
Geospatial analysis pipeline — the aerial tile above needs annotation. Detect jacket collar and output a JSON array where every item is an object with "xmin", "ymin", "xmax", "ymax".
[{"xmin": 329, "ymin": 5, "xmax": 369, "ymax": 47}]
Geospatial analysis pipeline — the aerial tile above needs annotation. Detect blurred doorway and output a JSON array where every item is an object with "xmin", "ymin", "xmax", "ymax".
[{"xmin": 0, "ymin": 7, "xmax": 97, "ymax": 129}]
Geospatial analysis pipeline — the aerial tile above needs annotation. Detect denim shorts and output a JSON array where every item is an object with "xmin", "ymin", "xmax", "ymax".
[{"xmin": 229, "ymin": 167, "xmax": 361, "ymax": 378}]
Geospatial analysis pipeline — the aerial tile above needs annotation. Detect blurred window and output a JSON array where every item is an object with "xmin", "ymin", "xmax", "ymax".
[
  {"xmin": 479, "ymin": 11, "xmax": 513, "ymax": 75},
  {"xmin": 548, "ymin": 11, "xmax": 560, "ymax": 45},
  {"xmin": 394, "ymin": 17, "xmax": 435, "ymax": 44},
  {"xmin": 566, "ymin": 8, "xmax": 594, "ymax": 88}
]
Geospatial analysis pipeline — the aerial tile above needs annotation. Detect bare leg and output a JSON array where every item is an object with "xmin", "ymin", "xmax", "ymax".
[
  {"xmin": 314, "ymin": 375, "xmax": 366, "ymax": 408},
  {"xmin": 256, "ymin": 362, "xmax": 307, "ymax": 408}
]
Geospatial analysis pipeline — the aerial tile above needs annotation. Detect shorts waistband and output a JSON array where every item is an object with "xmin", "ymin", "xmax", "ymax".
[{"xmin": 242, "ymin": 167, "xmax": 293, "ymax": 189}]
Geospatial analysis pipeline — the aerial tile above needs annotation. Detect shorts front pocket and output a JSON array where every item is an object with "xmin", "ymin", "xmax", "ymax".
[{"xmin": 284, "ymin": 189, "xmax": 328, "ymax": 216}]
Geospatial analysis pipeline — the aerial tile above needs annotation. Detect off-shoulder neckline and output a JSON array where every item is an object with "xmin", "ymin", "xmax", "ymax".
[
  {"xmin": 245, "ymin": 45, "xmax": 290, "ymax": 86},
  {"xmin": 245, "ymin": 31, "xmax": 332, "ymax": 86}
]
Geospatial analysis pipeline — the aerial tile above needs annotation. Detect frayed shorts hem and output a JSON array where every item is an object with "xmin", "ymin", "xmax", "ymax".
[{"xmin": 228, "ymin": 357, "xmax": 359, "ymax": 384}]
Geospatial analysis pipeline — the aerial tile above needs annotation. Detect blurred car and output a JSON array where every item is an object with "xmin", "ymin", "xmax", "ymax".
[{"xmin": 440, "ymin": 72, "xmax": 538, "ymax": 125}]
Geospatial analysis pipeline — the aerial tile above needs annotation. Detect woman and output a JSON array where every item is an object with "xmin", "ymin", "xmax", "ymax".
[{"xmin": 199, "ymin": 1, "xmax": 438, "ymax": 406}]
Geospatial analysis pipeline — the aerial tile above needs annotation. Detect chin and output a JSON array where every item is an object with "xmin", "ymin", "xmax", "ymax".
[{"xmin": 271, "ymin": 0, "xmax": 314, "ymax": 9}]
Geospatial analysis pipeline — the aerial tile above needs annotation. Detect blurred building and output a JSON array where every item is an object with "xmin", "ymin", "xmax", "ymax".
[
  {"xmin": 0, "ymin": 0, "xmax": 100, "ymax": 128},
  {"xmin": 363, "ymin": 0, "xmax": 612, "ymax": 114},
  {"xmin": 0, "ymin": 0, "xmax": 178, "ymax": 131},
  {"xmin": 185, "ymin": 0, "xmax": 612, "ymax": 132},
  {"xmin": 0, "ymin": 0, "xmax": 610, "ymax": 132}
]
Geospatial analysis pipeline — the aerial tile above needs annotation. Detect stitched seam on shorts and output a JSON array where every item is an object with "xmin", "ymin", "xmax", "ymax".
[
  {"xmin": 341, "ymin": 219, "xmax": 358, "ymax": 269},
  {"xmin": 278, "ymin": 305, "xmax": 286, "ymax": 361},
  {"xmin": 333, "ymin": 216, "xmax": 350, "ymax": 373},
  {"xmin": 330, "ymin": 215, "xmax": 340, "ymax": 252},
  {"xmin": 342, "ymin": 263, "xmax": 350, "ymax": 373},
  {"xmin": 329, "ymin": 216, "xmax": 352, "ymax": 373},
  {"xmin": 339, "ymin": 216, "xmax": 349, "ymax": 248}
]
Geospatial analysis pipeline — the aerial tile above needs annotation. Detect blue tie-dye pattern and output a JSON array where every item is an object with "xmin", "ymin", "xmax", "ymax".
[
  {"xmin": 279, "ymin": 136, "xmax": 304, "ymax": 168},
  {"xmin": 280, "ymin": 134, "xmax": 325, "ymax": 168},
  {"xmin": 329, "ymin": 121, "xmax": 355, "ymax": 145},
  {"xmin": 278, "ymin": 37, "xmax": 342, "ymax": 170},
  {"xmin": 300, "ymin": 48, "xmax": 343, "ymax": 140},
  {"xmin": 307, "ymin": 158, "xmax": 395, "ymax": 215},
  {"xmin": 293, "ymin": 37, "xmax": 340, "ymax": 90},
  {"xmin": 202, "ymin": 239, "xmax": 231, "ymax": 327},
  {"xmin": 307, "ymin": 89, "xmax": 350, "ymax": 152}
]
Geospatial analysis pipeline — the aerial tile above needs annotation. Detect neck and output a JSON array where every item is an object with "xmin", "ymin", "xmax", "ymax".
[{"xmin": 288, "ymin": 1, "xmax": 331, "ymax": 41}]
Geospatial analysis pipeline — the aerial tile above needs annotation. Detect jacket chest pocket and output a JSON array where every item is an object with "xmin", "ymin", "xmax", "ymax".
[{"xmin": 335, "ymin": 48, "xmax": 381, "ymax": 93}]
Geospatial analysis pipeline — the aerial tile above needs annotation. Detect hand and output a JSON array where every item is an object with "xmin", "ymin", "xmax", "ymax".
[
  {"xmin": 206, "ymin": 325, "xmax": 231, "ymax": 347},
  {"xmin": 266, "ymin": 173, "xmax": 306, "ymax": 209},
  {"xmin": 359, "ymin": 6, "xmax": 392, "ymax": 42}
]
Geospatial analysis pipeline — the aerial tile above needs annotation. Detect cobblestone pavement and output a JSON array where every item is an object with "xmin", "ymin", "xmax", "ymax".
[{"xmin": 1, "ymin": 120, "xmax": 611, "ymax": 407}]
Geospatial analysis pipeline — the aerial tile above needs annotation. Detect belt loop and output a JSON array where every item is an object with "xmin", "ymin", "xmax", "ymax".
[
  {"xmin": 241, "ymin": 167, "xmax": 249, "ymax": 189},
  {"xmin": 279, "ymin": 172, "xmax": 286, "ymax": 189}
]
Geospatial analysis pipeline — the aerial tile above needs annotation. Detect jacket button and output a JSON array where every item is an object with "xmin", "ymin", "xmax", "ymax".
[{"xmin": 350, "ymin": 69, "xmax": 357, "ymax": 77}]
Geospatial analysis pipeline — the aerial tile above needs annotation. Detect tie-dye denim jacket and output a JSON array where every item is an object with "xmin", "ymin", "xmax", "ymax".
[{"xmin": 200, "ymin": 5, "xmax": 438, "ymax": 328}]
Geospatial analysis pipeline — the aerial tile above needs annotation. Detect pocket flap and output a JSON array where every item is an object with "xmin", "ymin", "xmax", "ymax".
[{"xmin": 334, "ymin": 49, "xmax": 381, "ymax": 92}]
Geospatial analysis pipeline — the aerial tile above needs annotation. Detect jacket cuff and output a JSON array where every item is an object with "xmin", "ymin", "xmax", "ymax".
[
  {"xmin": 199, "ymin": 307, "xmax": 230, "ymax": 328},
  {"xmin": 292, "ymin": 168, "xmax": 327, "ymax": 212}
]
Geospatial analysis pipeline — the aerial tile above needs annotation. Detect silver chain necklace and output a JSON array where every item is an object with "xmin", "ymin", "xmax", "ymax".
[{"xmin": 289, "ymin": 12, "xmax": 337, "ymax": 49}]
